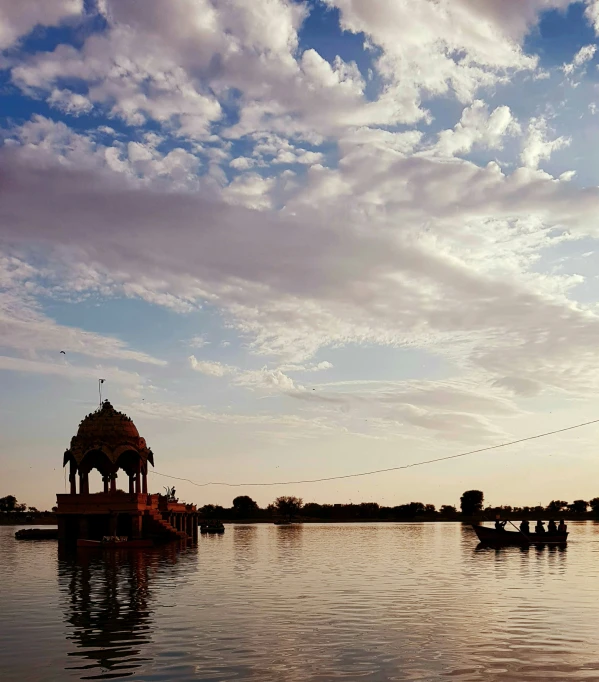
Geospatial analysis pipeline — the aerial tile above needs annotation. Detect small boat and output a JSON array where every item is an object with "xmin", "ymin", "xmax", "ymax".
[
  {"xmin": 473, "ymin": 524, "xmax": 568, "ymax": 546},
  {"xmin": 15, "ymin": 528, "xmax": 58, "ymax": 540},
  {"xmin": 77, "ymin": 536, "xmax": 153, "ymax": 548},
  {"xmin": 200, "ymin": 521, "xmax": 225, "ymax": 534}
]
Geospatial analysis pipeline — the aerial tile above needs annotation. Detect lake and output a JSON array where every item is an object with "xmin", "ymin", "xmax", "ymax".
[{"xmin": 2, "ymin": 522, "xmax": 599, "ymax": 681}]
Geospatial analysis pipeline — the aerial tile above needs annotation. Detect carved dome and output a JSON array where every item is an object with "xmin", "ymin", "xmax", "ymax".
[{"xmin": 63, "ymin": 401, "xmax": 154, "ymax": 468}]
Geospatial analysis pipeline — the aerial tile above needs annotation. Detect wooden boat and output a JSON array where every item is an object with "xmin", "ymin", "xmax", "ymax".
[
  {"xmin": 15, "ymin": 528, "xmax": 58, "ymax": 540},
  {"xmin": 200, "ymin": 521, "xmax": 225, "ymax": 534},
  {"xmin": 473, "ymin": 524, "xmax": 568, "ymax": 546},
  {"xmin": 77, "ymin": 536, "xmax": 153, "ymax": 548}
]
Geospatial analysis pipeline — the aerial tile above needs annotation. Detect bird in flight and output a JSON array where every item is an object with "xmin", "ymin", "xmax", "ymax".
[{"xmin": 60, "ymin": 350, "xmax": 66, "ymax": 354}]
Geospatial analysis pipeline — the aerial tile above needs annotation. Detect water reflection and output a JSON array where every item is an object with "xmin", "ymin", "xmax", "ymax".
[{"xmin": 59, "ymin": 546, "xmax": 179, "ymax": 680}]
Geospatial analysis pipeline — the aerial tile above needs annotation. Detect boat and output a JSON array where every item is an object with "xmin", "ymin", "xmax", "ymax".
[
  {"xmin": 200, "ymin": 521, "xmax": 225, "ymax": 534},
  {"xmin": 15, "ymin": 528, "xmax": 58, "ymax": 540},
  {"xmin": 77, "ymin": 536, "xmax": 153, "ymax": 548},
  {"xmin": 473, "ymin": 524, "xmax": 568, "ymax": 546}
]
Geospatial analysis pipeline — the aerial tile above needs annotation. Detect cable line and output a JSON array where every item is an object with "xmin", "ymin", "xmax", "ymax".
[{"xmin": 148, "ymin": 417, "xmax": 599, "ymax": 488}]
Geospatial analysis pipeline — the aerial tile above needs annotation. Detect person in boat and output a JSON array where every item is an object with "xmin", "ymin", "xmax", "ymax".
[
  {"xmin": 495, "ymin": 518, "xmax": 507, "ymax": 532},
  {"xmin": 535, "ymin": 520, "xmax": 546, "ymax": 534},
  {"xmin": 519, "ymin": 519, "xmax": 530, "ymax": 534},
  {"xmin": 558, "ymin": 519, "xmax": 567, "ymax": 533},
  {"xmin": 548, "ymin": 519, "xmax": 557, "ymax": 534}
]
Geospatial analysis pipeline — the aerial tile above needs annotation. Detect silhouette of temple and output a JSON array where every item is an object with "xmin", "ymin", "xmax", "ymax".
[{"xmin": 56, "ymin": 401, "xmax": 198, "ymax": 544}]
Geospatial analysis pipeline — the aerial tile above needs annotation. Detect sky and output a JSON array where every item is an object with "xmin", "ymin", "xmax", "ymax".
[{"xmin": 4, "ymin": 1, "xmax": 599, "ymax": 511}]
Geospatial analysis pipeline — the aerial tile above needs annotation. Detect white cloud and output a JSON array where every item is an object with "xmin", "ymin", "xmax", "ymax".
[
  {"xmin": 520, "ymin": 116, "xmax": 571, "ymax": 169},
  {"xmin": 0, "ymin": 354, "xmax": 143, "ymax": 386},
  {"xmin": 189, "ymin": 356, "xmax": 236, "ymax": 377},
  {"xmin": 434, "ymin": 100, "xmax": 519, "ymax": 157},
  {"xmin": 563, "ymin": 44, "xmax": 597, "ymax": 75},
  {"xmin": 0, "ymin": 0, "xmax": 82, "ymax": 50}
]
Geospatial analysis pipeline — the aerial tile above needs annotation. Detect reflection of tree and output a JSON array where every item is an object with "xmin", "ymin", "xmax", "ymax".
[{"xmin": 59, "ymin": 547, "xmax": 176, "ymax": 679}]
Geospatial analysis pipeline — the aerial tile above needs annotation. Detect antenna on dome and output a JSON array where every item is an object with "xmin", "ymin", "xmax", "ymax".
[{"xmin": 98, "ymin": 379, "xmax": 105, "ymax": 406}]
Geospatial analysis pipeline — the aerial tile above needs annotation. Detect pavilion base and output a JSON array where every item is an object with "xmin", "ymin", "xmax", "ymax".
[{"xmin": 56, "ymin": 492, "xmax": 199, "ymax": 546}]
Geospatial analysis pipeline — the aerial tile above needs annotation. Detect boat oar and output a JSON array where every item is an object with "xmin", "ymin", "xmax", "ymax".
[{"xmin": 508, "ymin": 519, "xmax": 531, "ymax": 544}]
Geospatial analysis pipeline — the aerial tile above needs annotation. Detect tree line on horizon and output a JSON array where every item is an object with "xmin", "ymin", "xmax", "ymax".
[
  {"xmin": 198, "ymin": 491, "xmax": 599, "ymax": 521},
  {"xmin": 4, "ymin": 490, "xmax": 599, "ymax": 521}
]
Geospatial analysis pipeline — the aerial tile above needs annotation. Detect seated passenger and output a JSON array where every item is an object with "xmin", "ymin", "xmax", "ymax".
[
  {"xmin": 495, "ymin": 518, "xmax": 507, "ymax": 531},
  {"xmin": 558, "ymin": 520, "xmax": 567, "ymax": 533},
  {"xmin": 519, "ymin": 519, "xmax": 530, "ymax": 534},
  {"xmin": 548, "ymin": 519, "xmax": 557, "ymax": 534},
  {"xmin": 535, "ymin": 520, "xmax": 546, "ymax": 534}
]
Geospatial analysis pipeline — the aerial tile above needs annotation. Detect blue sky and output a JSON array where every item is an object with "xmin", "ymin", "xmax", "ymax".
[{"xmin": 4, "ymin": 0, "xmax": 599, "ymax": 510}]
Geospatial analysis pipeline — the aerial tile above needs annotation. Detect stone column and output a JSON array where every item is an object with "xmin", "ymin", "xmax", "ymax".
[
  {"xmin": 79, "ymin": 471, "xmax": 89, "ymax": 495},
  {"xmin": 135, "ymin": 461, "xmax": 141, "ymax": 494},
  {"xmin": 78, "ymin": 515, "xmax": 89, "ymax": 540},
  {"xmin": 142, "ymin": 467, "xmax": 148, "ymax": 495},
  {"xmin": 129, "ymin": 474, "xmax": 134, "ymax": 495},
  {"xmin": 69, "ymin": 461, "xmax": 77, "ymax": 495},
  {"xmin": 110, "ymin": 471, "xmax": 117, "ymax": 494},
  {"xmin": 131, "ymin": 513, "xmax": 143, "ymax": 539},
  {"xmin": 103, "ymin": 475, "xmax": 109, "ymax": 494}
]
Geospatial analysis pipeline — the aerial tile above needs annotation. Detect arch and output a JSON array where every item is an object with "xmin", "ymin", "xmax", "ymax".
[{"xmin": 78, "ymin": 449, "xmax": 114, "ymax": 494}]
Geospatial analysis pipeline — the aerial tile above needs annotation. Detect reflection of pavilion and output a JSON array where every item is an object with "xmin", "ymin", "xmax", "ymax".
[
  {"xmin": 57, "ymin": 401, "xmax": 198, "ymax": 544},
  {"xmin": 60, "ymin": 546, "xmax": 178, "ymax": 679}
]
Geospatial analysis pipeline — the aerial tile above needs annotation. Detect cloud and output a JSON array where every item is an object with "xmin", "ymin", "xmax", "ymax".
[
  {"xmin": 0, "ymin": 354, "xmax": 143, "ymax": 386},
  {"xmin": 520, "ymin": 116, "xmax": 571, "ymax": 169},
  {"xmin": 189, "ymin": 356, "xmax": 236, "ymax": 377},
  {"xmin": 0, "ymin": 0, "xmax": 82, "ymax": 50},
  {"xmin": 434, "ymin": 100, "xmax": 519, "ymax": 157},
  {"xmin": 563, "ymin": 44, "xmax": 597, "ymax": 75}
]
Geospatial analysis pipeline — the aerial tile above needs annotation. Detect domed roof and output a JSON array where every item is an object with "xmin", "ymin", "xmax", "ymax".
[
  {"xmin": 64, "ymin": 401, "xmax": 153, "ymax": 467},
  {"xmin": 76, "ymin": 400, "xmax": 140, "ymax": 440}
]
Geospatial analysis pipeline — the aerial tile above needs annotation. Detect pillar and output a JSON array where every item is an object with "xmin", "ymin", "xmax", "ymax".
[
  {"xmin": 129, "ymin": 474, "xmax": 134, "ymax": 495},
  {"xmin": 131, "ymin": 513, "xmax": 143, "ymax": 539},
  {"xmin": 142, "ymin": 467, "xmax": 148, "ymax": 495},
  {"xmin": 110, "ymin": 472, "xmax": 117, "ymax": 494},
  {"xmin": 104, "ymin": 475, "xmax": 109, "ymax": 494},
  {"xmin": 79, "ymin": 471, "xmax": 89, "ymax": 495},
  {"xmin": 135, "ymin": 461, "xmax": 141, "ymax": 494},
  {"xmin": 78, "ymin": 515, "xmax": 89, "ymax": 540},
  {"xmin": 69, "ymin": 461, "xmax": 77, "ymax": 495}
]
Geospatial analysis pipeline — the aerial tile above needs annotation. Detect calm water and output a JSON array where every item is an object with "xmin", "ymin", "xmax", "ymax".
[{"xmin": 3, "ymin": 522, "xmax": 599, "ymax": 681}]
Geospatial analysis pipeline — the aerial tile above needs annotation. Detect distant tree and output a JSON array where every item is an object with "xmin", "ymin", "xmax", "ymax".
[
  {"xmin": 590, "ymin": 498, "xmax": 599, "ymax": 517},
  {"xmin": 274, "ymin": 496, "xmax": 303, "ymax": 520},
  {"xmin": 0, "ymin": 495, "xmax": 18, "ymax": 512},
  {"xmin": 546, "ymin": 500, "xmax": 568, "ymax": 513},
  {"xmin": 232, "ymin": 495, "xmax": 259, "ymax": 517},
  {"xmin": 440, "ymin": 505, "xmax": 457, "ymax": 516},
  {"xmin": 51, "ymin": 506, "xmax": 58, "ymax": 513},
  {"xmin": 424, "ymin": 504, "xmax": 436, "ymax": 514},
  {"xmin": 27, "ymin": 506, "xmax": 39, "ymax": 514},
  {"xmin": 568, "ymin": 500, "xmax": 588, "ymax": 514},
  {"xmin": 460, "ymin": 490, "xmax": 484, "ymax": 516}
]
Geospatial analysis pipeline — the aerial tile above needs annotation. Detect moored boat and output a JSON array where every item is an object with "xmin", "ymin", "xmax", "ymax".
[
  {"xmin": 77, "ymin": 536, "xmax": 153, "ymax": 548},
  {"xmin": 15, "ymin": 528, "xmax": 58, "ymax": 540},
  {"xmin": 473, "ymin": 524, "xmax": 568, "ymax": 546},
  {"xmin": 200, "ymin": 521, "xmax": 225, "ymax": 534}
]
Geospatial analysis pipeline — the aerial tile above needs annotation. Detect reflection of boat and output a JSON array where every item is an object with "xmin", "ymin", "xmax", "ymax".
[
  {"xmin": 77, "ymin": 536, "xmax": 153, "ymax": 548},
  {"xmin": 473, "ymin": 524, "xmax": 568, "ymax": 546},
  {"xmin": 200, "ymin": 521, "xmax": 225, "ymax": 534}
]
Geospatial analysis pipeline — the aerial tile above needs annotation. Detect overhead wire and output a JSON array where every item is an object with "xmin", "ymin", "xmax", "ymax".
[{"xmin": 148, "ymin": 416, "xmax": 599, "ymax": 488}]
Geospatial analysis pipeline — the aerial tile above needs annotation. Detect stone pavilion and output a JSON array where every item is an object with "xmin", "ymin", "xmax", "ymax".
[{"xmin": 56, "ymin": 401, "xmax": 198, "ymax": 544}]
